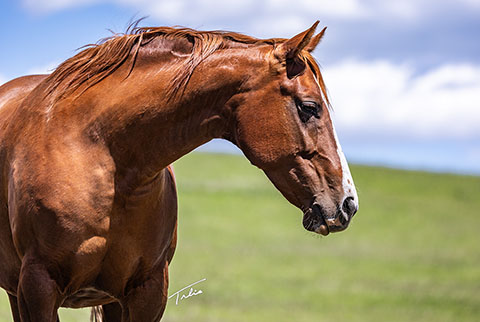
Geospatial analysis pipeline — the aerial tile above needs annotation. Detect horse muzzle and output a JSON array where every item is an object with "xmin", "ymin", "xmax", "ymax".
[{"xmin": 302, "ymin": 197, "xmax": 358, "ymax": 236}]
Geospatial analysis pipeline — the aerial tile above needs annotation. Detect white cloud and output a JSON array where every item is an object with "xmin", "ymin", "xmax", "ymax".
[
  {"xmin": 22, "ymin": 0, "xmax": 368, "ymax": 19},
  {"xmin": 325, "ymin": 60, "xmax": 480, "ymax": 140},
  {"xmin": 20, "ymin": 0, "xmax": 369, "ymax": 41},
  {"xmin": 145, "ymin": 0, "xmax": 260, "ymax": 26},
  {"xmin": 22, "ymin": 0, "xmax": 100, "ymax": 14},
  {"xmin": 461, "ymin": 0, "xmax": 480, "ymax": 8},
  {"xmin": 264, "ymin": 0, "xmax": 369, "ymax": 18},
  {"xmin": 22, "ymin": 0, "xmax": 480, "ymax": 22}
]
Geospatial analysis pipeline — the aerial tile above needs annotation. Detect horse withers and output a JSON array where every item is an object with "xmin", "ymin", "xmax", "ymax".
[{"xmin": 0, "ymin": 21, "xmax": 358, "ymax": 321}]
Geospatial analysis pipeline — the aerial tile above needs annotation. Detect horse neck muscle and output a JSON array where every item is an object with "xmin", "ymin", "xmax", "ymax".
[{"xmin": 70, "ymin": 45, "xmax": 260, "ymax": 183}]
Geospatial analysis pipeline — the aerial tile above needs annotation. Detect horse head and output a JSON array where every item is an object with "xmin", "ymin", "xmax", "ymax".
[{"xmin": 227, "ymin": 22, "xmax": 358, "ymax": 235}]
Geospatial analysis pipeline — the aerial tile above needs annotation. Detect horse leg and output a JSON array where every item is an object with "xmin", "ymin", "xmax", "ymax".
[
  {"xmin": 97, "ymin": 302, "xmax": 123, "ymax": 322},
  {"xmin": 17, "ymin": 255, "xmax": 60, "ymax": 322},
  {"xmin": 8, "ymin": 294, "xmax": 21, "ymax": 322},
  {"xmin": 122, "ymin": 262, "xmax": 169, "ymax": 322}
]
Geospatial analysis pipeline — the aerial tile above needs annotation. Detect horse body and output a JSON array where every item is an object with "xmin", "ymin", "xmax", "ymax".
[
  {"xmin": 0, "ymin": 22, "xmax": 358, "ymax": 321},
  {"xmin": 0, "ymin": 69, "xmax": 181, "ymax": 319},
  {"xmin": 0, "ymin": 35, "xmax": 255, "ymax": 320}
]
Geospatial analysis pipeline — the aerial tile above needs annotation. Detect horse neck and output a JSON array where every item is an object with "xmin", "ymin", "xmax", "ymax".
[{"xmin": 84, "ymin": 47, "xmax": 259, "ymax": 184}]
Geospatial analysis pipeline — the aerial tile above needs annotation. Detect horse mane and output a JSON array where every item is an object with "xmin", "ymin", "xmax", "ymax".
[{"xmin": 44, "ymin": 22, "xmax": 329, "ymax": 105}]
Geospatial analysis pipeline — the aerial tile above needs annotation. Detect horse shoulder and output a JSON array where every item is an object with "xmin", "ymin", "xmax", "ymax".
[{"xmin": 7, "ymin": 136, "xmax": 115, "ymax": 262}]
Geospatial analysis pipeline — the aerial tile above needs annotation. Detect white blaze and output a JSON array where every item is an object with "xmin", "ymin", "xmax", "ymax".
[
  {"xmin": 312, "ymin": 70, "xmax": 358, "ymax": 207},
  {"xmin": 331, "ymin": 120, "xmax": 359, "ymax": 206}
]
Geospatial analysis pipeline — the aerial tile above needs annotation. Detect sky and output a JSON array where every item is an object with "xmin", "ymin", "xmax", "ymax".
[{"xmin": 1, "ymin": 0, "xmax": 479, "ymax": 174}]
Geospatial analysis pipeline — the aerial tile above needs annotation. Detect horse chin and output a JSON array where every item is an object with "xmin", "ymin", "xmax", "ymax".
[{"xmin": 302, "ymin": 210, "xmax": 330, "ymax": 236}]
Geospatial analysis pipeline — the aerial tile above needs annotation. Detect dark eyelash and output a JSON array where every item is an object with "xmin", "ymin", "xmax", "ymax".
[{"xmin": 297, "ymin": 100, "xmax": 321, "ymax": 121}]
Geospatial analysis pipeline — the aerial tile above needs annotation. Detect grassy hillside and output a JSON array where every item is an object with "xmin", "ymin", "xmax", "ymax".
[{"xmin": 1, "ymin": 152, "xmax": 479, "ymax": 321}]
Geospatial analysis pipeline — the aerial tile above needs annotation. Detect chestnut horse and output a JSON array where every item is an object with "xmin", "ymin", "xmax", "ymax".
[{"xmin": 0, "ymin": 21, "xmax": 358, "ymax": 321}]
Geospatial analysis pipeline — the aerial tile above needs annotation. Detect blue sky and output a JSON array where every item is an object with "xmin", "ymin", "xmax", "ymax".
[{"xmin": 1, "ymin": 0, "xmax": 479, "ymax": 174}]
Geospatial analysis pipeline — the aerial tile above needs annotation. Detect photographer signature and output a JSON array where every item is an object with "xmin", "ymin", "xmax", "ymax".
[{"xmin": 168, "ymin": 278, "xmax": 206, "ymax": 305}]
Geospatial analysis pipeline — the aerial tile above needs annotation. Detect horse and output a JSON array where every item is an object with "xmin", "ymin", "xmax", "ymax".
[{"xmin": 0, "ymin": 21, "xmax": 358, "ymax": 321}]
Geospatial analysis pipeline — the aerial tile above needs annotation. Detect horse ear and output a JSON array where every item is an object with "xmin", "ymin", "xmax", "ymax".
[
  {"xmin": 276, "ymin": 21, "xmax": 319, "ymax": 78},
  {"xmin": 278, "ymin": 21, "xmax": 319, "ymax": 60},
  {"xmin": 305, "ymin": 27, "xmax": 327, "ymax": 53}
]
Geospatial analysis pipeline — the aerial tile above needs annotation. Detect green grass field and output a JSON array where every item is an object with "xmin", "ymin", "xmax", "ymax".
[{"xmin": 1, "ymin": 152, "xmax": 479, "ymax": 321}]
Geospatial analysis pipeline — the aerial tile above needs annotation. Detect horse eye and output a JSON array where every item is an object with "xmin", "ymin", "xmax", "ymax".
[{"xmin": 297, "ymin": 100, "xmax": 321, "ymax": 120}]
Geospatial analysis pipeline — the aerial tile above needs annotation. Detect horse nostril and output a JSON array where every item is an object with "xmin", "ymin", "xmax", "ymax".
[{"xmin": 342, "ymin": 197, "xmax": 357, "ymax": 218}]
